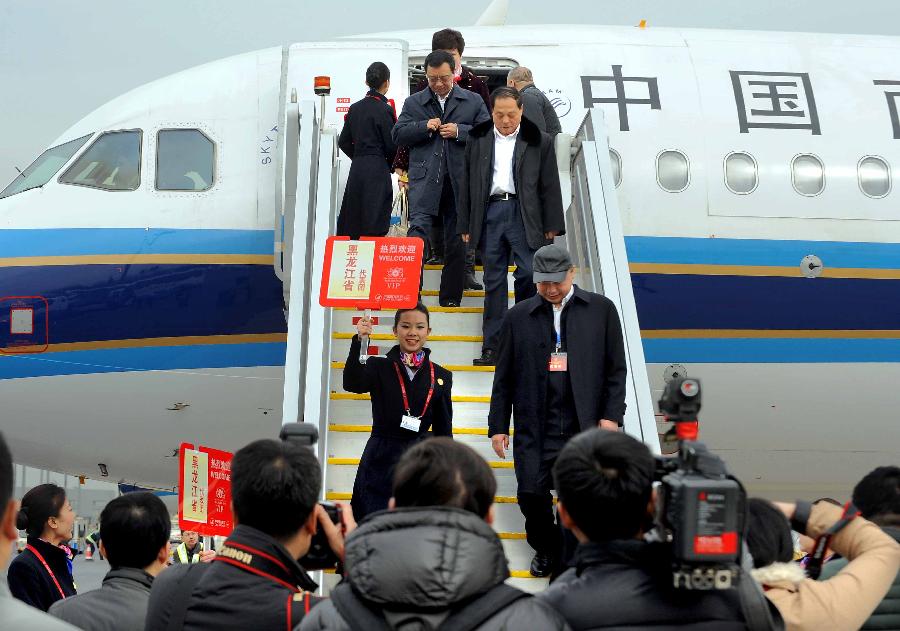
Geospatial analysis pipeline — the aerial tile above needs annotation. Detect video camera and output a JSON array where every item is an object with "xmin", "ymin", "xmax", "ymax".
[
  {"xmin": 653, "ymin": 378, "xmax": 747, "ymax": 590},
  {"xmin": 279, "ymin": 422, "xmax": 343, "ymax": 571}
]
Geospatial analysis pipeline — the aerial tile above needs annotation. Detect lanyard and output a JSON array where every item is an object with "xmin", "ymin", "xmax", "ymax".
[
  {"xmin": 26, "ymin": 544, "xmax": 67, "ymax": 600},
  {"xmin": 393, "ymin": 361, "xmax": 435, "ymax": 418}
]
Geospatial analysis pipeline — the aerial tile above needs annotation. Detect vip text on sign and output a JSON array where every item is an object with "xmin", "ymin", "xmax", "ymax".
[
  {"xmin": 319, "ymin": 236, "xmax": 424, "ymax": 310},
  {"xmin": 178, "ymin": 443, "xmax": 234, "ymax": 537}
]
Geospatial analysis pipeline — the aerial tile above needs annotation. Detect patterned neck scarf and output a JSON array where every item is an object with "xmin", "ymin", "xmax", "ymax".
[{"xmin": 401, "ymin": 350, "xmax": 426, "ymax": 368}]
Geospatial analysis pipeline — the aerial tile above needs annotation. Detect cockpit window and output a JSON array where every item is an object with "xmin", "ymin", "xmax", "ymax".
[
  {"xmin": 0, "ymin": 134, "xmax": 92, "ymax": 199},
  {"xmin": 156, "ymin": 129, "xmax": 215, "ymax": 191},
  {"xmin": 59, "ymin": 130, "xmax": 142, "ymax": 191}
]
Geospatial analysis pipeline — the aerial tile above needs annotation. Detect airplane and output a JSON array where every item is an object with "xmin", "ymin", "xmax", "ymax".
[{"xmin": 1, "ymin": 11, "xmax": 899, "ymax": 504}]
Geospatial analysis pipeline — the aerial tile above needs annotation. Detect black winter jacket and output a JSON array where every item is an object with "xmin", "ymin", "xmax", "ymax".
[
  {"xmin": 145, "ymin": 525, "xmax": 321, "ymax": 631},
  {"xmin": 521, "ymin": 83, "xmax": 563, "ymax": 135},
  {"xmin": 7, "ymin": 537, "xmax": 77, "ymax": 612},
  {"xmin": 540, "ymin": 540, "xmax": 750, "ymax": 630},
  {"xmin": 300, "ymin": 507, "xmax": 569, "ymax": 630},
  {"xmin": 457, "ymin": 115, "xmax": 565, "ymax": 250}
]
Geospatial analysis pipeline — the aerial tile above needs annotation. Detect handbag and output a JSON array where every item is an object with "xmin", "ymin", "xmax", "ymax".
[{"xmin": 387, "ymin": 187, "xmax": 409, "ymax": 237}]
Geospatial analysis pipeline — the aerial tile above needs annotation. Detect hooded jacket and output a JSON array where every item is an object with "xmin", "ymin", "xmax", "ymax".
[
  {"xmin": 752, "ymin": 503, "xmax": 900, "ymax": 631},
  {"xmin": 819, "ymin": 525, "xmax": 900, "ymax": 630},
  {"xmin": 540, "ymin": 539, "xmax": 749, "ymax": 630},
  {"xmin": 299, "ymin": 507, "xmax": 569, "ymax": 631}
]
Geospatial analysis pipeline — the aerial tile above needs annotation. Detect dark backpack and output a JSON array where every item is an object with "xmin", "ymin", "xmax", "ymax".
[{"xmin": 330, "ymin": 582, "xmax": 530, "ymax": 631}]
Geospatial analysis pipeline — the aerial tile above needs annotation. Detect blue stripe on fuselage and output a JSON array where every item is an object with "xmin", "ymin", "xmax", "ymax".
[
  {"xmin": 0, "ymin": 342, "xmax": 287, "ymax": 380},
  {"xmin": 625, "ymin": 236, "xmax": 900, "ymax": 269},
  {"xmin": 0, "ymin": 228, "xmax": 274, "ymax": 257}
]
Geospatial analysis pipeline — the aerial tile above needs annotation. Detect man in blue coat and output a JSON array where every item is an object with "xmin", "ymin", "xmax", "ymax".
[{"xmin": 392, "ymin": 50, "xmax": 489, "ymax": 306}]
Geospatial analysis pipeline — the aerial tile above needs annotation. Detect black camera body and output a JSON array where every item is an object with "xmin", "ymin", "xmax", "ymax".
[
  {"xmin": 279, "ymin": 422, "xmax": 342, "ymax": 571},
  {"xmin": 654, "ymin": 378, "xmax": 746, "ymax": 590}
]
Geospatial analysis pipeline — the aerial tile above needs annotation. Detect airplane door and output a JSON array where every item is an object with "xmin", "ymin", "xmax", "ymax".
[{"xmin": 286, "ymin": 40, "xmax": 409, "ymax": 132}]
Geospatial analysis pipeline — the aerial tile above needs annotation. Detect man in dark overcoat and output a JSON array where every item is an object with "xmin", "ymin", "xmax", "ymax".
[
  {"xmin": 336, "ymin": 62, "xmax": 397, "ymax": 239},
  {"xmin": 487, "ymin": 244, "xmax": 627, "ymax": 577},
  {"xmin": 392, "ymin": 50, "xmax": 489, "ymax": 306},
  {"xmin": 458, "ymin": 86, "xmax": 565, "ymax": 367}
]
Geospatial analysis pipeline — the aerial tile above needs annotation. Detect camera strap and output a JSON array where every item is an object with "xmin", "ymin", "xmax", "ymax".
[
  {"xmin": 737, "ymin": 569, "xmax": 785, "ymax": 631},
  {"xmin": 805, "ymin": 501, "xmax": 860, "ymax": 580}
]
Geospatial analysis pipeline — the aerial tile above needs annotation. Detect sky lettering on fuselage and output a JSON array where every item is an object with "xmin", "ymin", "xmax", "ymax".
[{"xmin": 260, "ymin": 125, "xmax": 278, "ymax": 165}]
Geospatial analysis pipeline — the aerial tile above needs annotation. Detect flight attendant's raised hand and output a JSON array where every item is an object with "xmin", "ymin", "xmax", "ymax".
[{"xmin": 356, "ymin": 316, "xmax": 374, "ymax": 337}]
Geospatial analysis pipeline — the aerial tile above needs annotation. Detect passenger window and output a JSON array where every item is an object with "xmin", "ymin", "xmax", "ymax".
[
  {"xmin": 858, "ymin": 156, "xmax": 891, "ymax": 198},
  {"xmin": 724, "ymin": 152, "xmax": 758, "ymax": 194},
  {"xmin": 656, "ymin": 150, "xmax": 689, "ymax": 193},
  {"xmin": 59, "ymin": 131, "xmax": 142, "ymax": 191},
  {"xmin": 156, "ymin": 129, "xmax": 215, "ymax": 191},
  {"xmin": 609, "ymin": 149, "xmax": 622, "ymax": 188},
  {"xmin": 791, "ymin": 154, "xmax": 825, "ymax": 196}
]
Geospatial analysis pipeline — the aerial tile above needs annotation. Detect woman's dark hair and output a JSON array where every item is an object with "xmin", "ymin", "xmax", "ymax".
[
  {"xmin": 393, "ymin": 302, "xmax": 430, "ymax": 329},
  {"xmin": 424, "ymin": 50, "xmax": 455, "ymax": 73},
  {"xmin": 745, "ymin": 498, "xmax": 794, "ymax": 568},
  {"xmin": 365, "ymin": 62, "xmax": 390, "ymax": 90},
  {"xmin": 490, "ymin": 86, "xmax": 522, "ymax": 109},
  {"xmin": 393, "ymin": 438, "xmax": 496, "ymax": 518},
  {"xmin": 17, "ymin": 483, "xmax": 67, "ymax": 538}
]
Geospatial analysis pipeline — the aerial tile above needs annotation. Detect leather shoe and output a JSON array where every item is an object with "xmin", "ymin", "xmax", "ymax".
[
  {"xmin": 530, "ymin": 553, "xmax": 554, "ymax": 578},
  {"xmin": 439, "ymin": 300, "xmax": 460, "ymax": 308},
  {"xmin": 465, "ymin": 273, "xmax": 484, "ymax": 291},
  {"xmin": 473, "ymin": 349, "xmax": 496, "ymax": 367},
  {"xmin": 427, "ymin": 254, "xmax": 444, "ymax": 266}
]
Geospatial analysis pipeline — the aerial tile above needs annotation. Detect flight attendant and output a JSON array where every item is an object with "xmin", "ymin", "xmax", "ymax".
[
  {"xmin": 7, "ymin": 484, "xmax": 77, "ymax": 611},
  {"xmin": 336, "ymin": 61, "xmax": 398, "ymax": 239},
  {"xmin": 344, "ymin": 303, "xmax": 453, "ymax": 521}
]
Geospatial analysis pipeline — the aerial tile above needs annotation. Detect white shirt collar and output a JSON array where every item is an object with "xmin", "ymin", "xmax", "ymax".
[
  {"xmin": 553, "ymin": 285, "xmax": 576, "ymax": 311},
  {"xmin": 493, "ymin": 125, "xmax": 520, "ymax": 141}
]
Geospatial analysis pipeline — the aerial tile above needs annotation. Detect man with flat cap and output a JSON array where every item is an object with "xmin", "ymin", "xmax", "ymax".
[{"xmin": 487, "ymin": 244, "xmax": 627, "ymax": 578}]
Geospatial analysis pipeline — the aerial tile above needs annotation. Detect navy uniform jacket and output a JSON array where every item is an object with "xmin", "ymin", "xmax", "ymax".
[
  {"xmin": 392, "ymin": 86, "xmax": 489, "ymax": 217},
  {"xmin": 344, "ymin": 338, "xmax": 453, "ymax": 520},
  {"xmin": 488, "ymin": 287, "xmax": 627, "ymax": 494},
  {"xmin": 7, "ymin": 537, "xmax": 77, "ymax": 612}
]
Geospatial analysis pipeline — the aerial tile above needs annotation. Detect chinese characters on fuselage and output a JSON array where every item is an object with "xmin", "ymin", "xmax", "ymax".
[{"xmin": 580, "ymin": 64, "xmax": 897, "ymax": 138}]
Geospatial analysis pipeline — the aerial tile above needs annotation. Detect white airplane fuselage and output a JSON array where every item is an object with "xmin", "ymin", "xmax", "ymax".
[{"xmin": 1, "ymin": 25, "xmax": 898, "ymax": 496}]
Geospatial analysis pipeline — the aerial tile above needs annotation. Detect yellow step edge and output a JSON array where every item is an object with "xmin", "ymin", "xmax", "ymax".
[
  {"xmin": 325, "ymin": 566, "xmax": 540, "ymax": 578},
  {"xmin": 328, "ymin": 424, "xmax": 511, "ymax": 436},
  {"xmin": 326, "ymin": 491, "xmax": 525, "ymax": 504},
  {"xmin": 333, "ymin": 333, "xmax": 483, "ymax": 342},
  {"xmin": 421, "ymin": 290, "xmax": 513, "ymax": 299},
  {"xmin": 426, "ymin": 265, "xmax": 516, "ymax": 272},
  {"xmin": 336, "ymin": 305, "xmax": 484, "ymax": 314},
  {"xmin": 331, "ymin": 361, "xmax": 495, "ymax": 373},
  {"xmin": 328, "ymin": 457, "xmax": 514, "ymax": 469},
  {"xmin": 331, "ymin": 392, "xmax": 490, "ymax": 403}
]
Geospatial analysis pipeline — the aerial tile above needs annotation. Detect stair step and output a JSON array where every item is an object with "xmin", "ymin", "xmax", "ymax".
[
  {"xmin": 421, "ymin": 290, "xmax": 513, "ymax": 298},
  {"xmin": 331, "ymin": 362, "xmax": 494, "ymax": 373},
  {"xmin": 330, "ymin": 392, "xmax": 490, "ymax": 404},
  {"xmin": 328, "ymin": 423, "xmax": 502, "ymax": 434},
  {"xmin": 425, "ymin": 265, "xmax": 516, "ymax": 272},
  {"xmin": 332, "ymin": 332, "xmax": 482, "ymax": 342},
  {"xmin": 328, "ymin": 456, "xmax": 514, "ymax": 469},
  {"xmin": 331, "ymin": 369, "xmax": 493, "ymax": 397},
  {"xmin": 329, "ymin": 398, "xmax": 490, "ymax": 423},
  {"xmin": 328, "ymin": 463, "xmax": 521, "ymax": 496},
  {"xmin": 331, "ymin": 311, "xmax": 485, "ymax": 336}
]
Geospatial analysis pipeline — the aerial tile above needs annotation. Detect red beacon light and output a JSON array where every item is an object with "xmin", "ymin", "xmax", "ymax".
[{"xmin": 314, "ymin": 76, "xmax": 332, "ymax": 97}]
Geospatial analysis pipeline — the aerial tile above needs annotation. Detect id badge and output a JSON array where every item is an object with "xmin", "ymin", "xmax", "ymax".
[
  {"xmin": 400, "ymin": 415, "xmax": 422, "ymax": 432},
  {"xmin": 548, "ymin": 352, "xmax": 568, "ymax": 372}
]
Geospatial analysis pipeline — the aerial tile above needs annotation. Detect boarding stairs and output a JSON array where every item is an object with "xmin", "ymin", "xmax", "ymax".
[{"xmin": 277, "ymin": 101, "xmax": 658, "ymax": 593}]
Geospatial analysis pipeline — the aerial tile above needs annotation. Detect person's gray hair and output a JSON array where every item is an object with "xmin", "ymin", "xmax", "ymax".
[{"xmin": 507, "ymin": 66, "xmax": 533, "ymax": 84}]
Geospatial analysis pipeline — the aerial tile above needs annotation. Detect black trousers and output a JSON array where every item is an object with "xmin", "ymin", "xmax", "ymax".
[
  {"xmin": 517, "ymin": 448, "xmax": 578, "ymax": 573},
  {"xmin": 409, "ymin": 176, "xmax": 464, "ymax": 304}
]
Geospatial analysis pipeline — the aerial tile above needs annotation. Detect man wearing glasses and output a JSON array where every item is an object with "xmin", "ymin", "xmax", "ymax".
[{"xmin": 393, "ymin": 50, "xmax": 490, "ymax": 307}]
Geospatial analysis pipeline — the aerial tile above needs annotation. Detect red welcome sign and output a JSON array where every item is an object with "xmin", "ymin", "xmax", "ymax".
[
  {"xmin": 178, "ymin": 443, "xmax": 233, "ymax": 537},
  {"xmin": 319, "ymin": 236, "xmax": 423, "ymax": 310}
]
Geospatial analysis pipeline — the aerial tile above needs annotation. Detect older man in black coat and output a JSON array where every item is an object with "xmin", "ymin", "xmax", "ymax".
[
  {"xmin": 458, "ymin": 86, "xmax": 565, "ymax": 366},
  {"xmin": 488, "ymin": 244, "xmax": 627, "ymax": 577},
  {"xmin": 392, "ymin": 50, "xmax": 489, "ymax": 307}
]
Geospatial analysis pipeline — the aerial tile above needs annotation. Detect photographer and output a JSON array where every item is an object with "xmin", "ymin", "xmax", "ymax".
[
  {"xmin": 747, "ymin": 497, "xmax": 900, "ymax": 631},
  {"xmin": 145, "ymin": 438, "xmax": 355, "ymax": 631},
  {"xmin": 301, "ymin": 438, "xmax": 569, "ymax": 630},
  {"xmin": 540, "ymin": 429, "xmax": 750, "ymax": 630}
]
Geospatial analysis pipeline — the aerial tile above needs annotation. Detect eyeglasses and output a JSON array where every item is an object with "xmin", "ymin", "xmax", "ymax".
[{"xmin": 426, "ymin": 74, "xmax": 453, "ymax": 84}]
